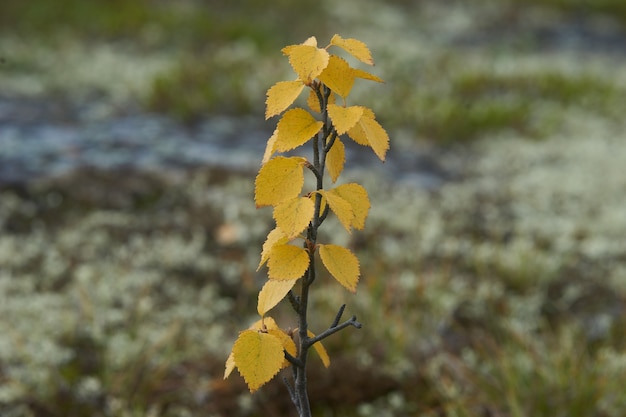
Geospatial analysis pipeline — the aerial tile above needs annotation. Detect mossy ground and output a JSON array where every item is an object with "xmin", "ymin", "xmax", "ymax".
[{"xmin": 1, "ymin": 0, "xmax": 626, "ymax": 416}]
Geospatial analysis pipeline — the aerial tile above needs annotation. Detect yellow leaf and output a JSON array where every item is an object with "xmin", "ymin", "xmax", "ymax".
[
  {"xmin": 326, "ymin": 137, "xmax": 345, "ymax": 183},
  {"xmin": 347, "ymin": 110, "xmax": 389, "ymax": 161},
  {"xmin": 327, "ymin": 104, "xmax": 364, "ymax": 135},
  {"xmin": 308, "ymin": 88, "xmax": 336, "ymax": 113},
  {"xmin": 268, "ymin": 243, "xmax": 310, "ymax": 280},
  {"xmin": 225, "ymin": 316, "xmax": 281, "ymax": 379},
  {"xmin": 318, "ymin": 55, "xmax": 356, "ymax": 98},
  {"xmin": 317, "ymin": 193, "xmax": 327, "ymax": 215},
  {"xmin": 258, "ymin": 279, "xmax": 298, "ymax": 316},
  {"xmin": 353, "ymin": 68, "xmax": 384, "ymax": 83},
  {"xmin": 307, "ymin": 89, "xmax": 321, "ymax": 113},
  {"xmin": 233, "ymin": 330, "xmax": 284, "ymax": 392},
  {"xmin": 265, "ymin": 80, "xmax": 305, "ymax": 119},
  {"xmin": 250, "ymin": 316, "xmax": 280, "ymax": 331},
  {"xmin": 330, "ymin": 34, "xmax": 374, "ymax": 65},
  {"xmin": 302, "ymin": 36, "xmax": 317, "ymax": 47},
  {"xmin": 318, "ymin": 190, "xmax": 354, "ymax": 233},
  {"xmin": 258, "ymin": 227, "xmax": 289, "ymax": 270},
  {"xmin": 307, "ymin": 329, "xmax": 330, "ymax": 368},
  {"xmin": 261, "ymin": 129, "xmax": 278, "ymax": 164},
  {"xmin": 268, "ymin": 328, "xmax": 297, "ymax": 369},
  {"xmin": 330, "ymin": 183, "xmax": 370, "ymax": 230},
  {"xmin": 224, "ymin": 351, "xmax": 236, "ymax": 379},
  {"xmin": 318, "ymin": 244, "xmax": 360, "ymax": 292},
  {"xmin": 275, "ymin": 108, "xmax": 323, "ymax": 152},
  {"xmin": 255, "ymin": 156, "xmax": 305, "ymax": 207},
  {"xmin": 273, "ymin": 196, "xmax": 315, "ymax": 239},
  {"xmin": 282, "ymin": 43, "xmax": 330, "ymax": 83}
]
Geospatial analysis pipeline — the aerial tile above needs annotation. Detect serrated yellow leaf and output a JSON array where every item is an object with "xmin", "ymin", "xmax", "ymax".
[
  {"xmin": 330, "ymin": 34, "xmax": 374, "ymax": 65},
  {"xmin": 307, "ymin": 89, "xmax": 321, "ymax": 113},
  {"xmin": 233, "ymin": 330, "xmax": 284, "ymax": 392},
  {"xmin": 225, "ymin": 316, "xmax": 282, "ymax": 379},
  {"xmin": 318, "ymin": 55, "xmax": 356, "ymax": 98},
  {"xmin": 255, "ymin": 156, "xmax": 305, "ymax": 207},
  {"xmin": 273, "ymin": 196, "xmax": 315, "ymax": 239},
  {"xmin": 330, "ymin": 183, "xmax": 370, "ymax": 230},
  {"xmin": 258, "ymin": 279, "xmax": 298, "ymax": 316},
  {"xmin": 318, "ymin": 244, "xmax": 360, "ymax": 293},
  {"xmin": 261, "ymin": 129, "xmax": 278, "ymax": 164},
  {"xmin": 347, "ymin": 110, "xmax": 389, "ymax": 161},
  {"xmin": 308, "ymin": 88, "xmax": 337, "ymax": 113},
  {"xmin": 353, "ymin": 68, "xmax": 384, "ymax": 83},
  {"xmin": 275, "ymin": 108, "xmax": 323, "ymax": 152},
  {"xmin": 318, "ymin": 190, "xmax": 354, "ymax": 233},
  {"xmin": 265, "ymin": 80, "xmax": 305, "ymax": 119},
  {"xmin": 224, "ymin": 351, "xmax": 236, "ymax": 379},
  {"xmin": 327, "ymin": 104, "xmax": 364, "ymax": 135},
  {"xmin": 307, "ymin": 330, "xmax": 330, "ymax": 368},
  {"xmin": 258, "ymin": 227, "xmax": 289, "ymax": 270},
  {"xmin": 268, "ymin": 243, "xmax": 310, "ymax": 280},
  {"xmin": 302, "ymin": 36, "xmax": 317, "ymax": 47},
  {"xmin": 317, "ymin": 193, "xmax": 327, "ymax": 216},
  {"xmin": 326, "ymin": 137, "xmax": 345, "ymax": 183},
  {"xmin": 250, "ymin": 316, "xmax": 280, "ymax": 331},
  {"xmin": 282, "ymin": 44, "xmax": 330, "ymax": 83},
  {"xmin": 268, "ymin": 328, "xmax": 297, "ymax": 369}
]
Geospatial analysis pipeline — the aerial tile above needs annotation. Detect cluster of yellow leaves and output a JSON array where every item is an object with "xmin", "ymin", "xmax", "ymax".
[
  {"xmin": 263, "ymin": 34, "xmax": 389, "ymax": 167},
  {"xmin": 224, "ymin": 318, "xmax": 329, "ymax": 392},
  {"xmin": 226, "ymin": 34, "xmax": 386, "ymax": 393}
]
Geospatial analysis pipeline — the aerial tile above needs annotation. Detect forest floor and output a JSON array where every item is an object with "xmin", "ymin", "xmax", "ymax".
[{"xmin": 1, "ymin": 1, "xmax": 626, "ymax": 416}]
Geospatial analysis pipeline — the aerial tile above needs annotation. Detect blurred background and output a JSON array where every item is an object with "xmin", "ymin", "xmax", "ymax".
[{"xmin": 1, "ymin": 1, "xmax": 626, "ymax": 416}]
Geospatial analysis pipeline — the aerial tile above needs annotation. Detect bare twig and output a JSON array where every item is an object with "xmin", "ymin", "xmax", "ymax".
[{"xmin": 305, "ymin": 315, "xmax": 362, "ymax": 348}]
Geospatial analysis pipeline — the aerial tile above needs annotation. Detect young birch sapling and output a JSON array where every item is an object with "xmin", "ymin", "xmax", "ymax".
[{"xmin": 224, "ymin": 34, "xmax": 388, "ymax": 417}]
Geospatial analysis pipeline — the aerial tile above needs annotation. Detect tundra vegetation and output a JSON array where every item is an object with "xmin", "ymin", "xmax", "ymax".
[{"xmin": 1, "ymin": 0, "xmax": 626, "ymax": 416}]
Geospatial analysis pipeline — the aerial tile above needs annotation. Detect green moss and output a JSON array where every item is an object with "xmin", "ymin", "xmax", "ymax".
[
  {"xmin": 381, "ymin": 59, "xmax": 622, "ymax": 142},
  {"xmin": 0, "ymin": 0, "xmax": 331, "ymax": 120},
  {"xmin": 146, "ymin": 55, "xmax": 262, "ymax": 121},
  {"xmin": 505, "ymin": 0, "xmax": 626, "ymax": 27},
  {"xmin": 0, "ymin": 0, "xmax": 328, "ymax": 50}
]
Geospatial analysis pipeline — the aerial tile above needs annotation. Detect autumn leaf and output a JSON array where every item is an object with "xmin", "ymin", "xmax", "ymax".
[
  {"xmin": 224, "ymin": 316, "xmax": 282, "ymax": 379},
  {"xmin": 255, "ymin": 156, "xmax": 306, "ymax": 207},
  {"xmin": 307, "ymin": 330, "xmax": 331, "ymax": 368},
  {"xmin": 268, "ymin": 243, "xmax": 310, "ymax": 280},
  {"xmin": 233, "ymin": 330, "xmax": 285, "ymax": 392},
  {"xmin": 317, "ymin": 190, "xmax": 354, "ymax": 233},
  {"xmin": 275, "ymin": 108, "xmax": 323, "ymax": 152},
  {"xmin": 353, "ymin": 68, "xmax": 384, "ymax": 83},
  {"xmin": 261, "ymin": 129, "xmax": 278, "ymax": 164},
  {"xmin": 327, "ymin": 104, "xmax": 364, "ymax": 135},
  {"xmin": 268, "ymin": 328, "xmax": 297, "ymax": 369},
  {"xmin": 258, "ymin": 279, "xmax": 297, "ymax": 316},
  {"xmin": 307, "ymin": 88, "xmax": 337, "ymax": 113},
  {"xmin": 307, "ymin": 89, "xmax": 321, "ymax": 113},
  {"xmin": 273, "ymin": 196, "xmax": 315, "ymax": 239},
  {"xmin": 326, "ymin": 137, "xmax": 345, "ymax": 183},
  {"xmin": 282, "ymin": 41, "xmax": 330, "ymax": 83},
  {"xmin": 318, "ymin": 244, "xmax": 360, "ymax": 292},
  {"xmin": 258, "ymin": 316, "xmax": 280, "ymax": 330},
  {"xmin": 330, "ymin": 183, "xmax": 370, "ymax": 230},
  {"xmin": 266, "ymin": 80, "xmax": 305, "ymax": 119},
  {"xmin": 258, "ymin": 227, "xmax": 289, "ymax": 270},
  {"xmin": 330, "ymin": 34, "xmax": 374, "ymax": 65},
  {"xmin": 347, "ymin": 109, "xmax": 389, "ymax": 161},
  {"xmin": 224, "ymin": 351, "xmax": 236, "ymax": 379},
  {"xmin": 318, "ymin": 55, "xmax": 356, "ymax": 98},
  {"xmin": 302, "ymin": 36, "xmax": 317, "ymax": 47},
  {"xmin": 346, "ymin": 107, "xmax": 373, "ymax": 146}
]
